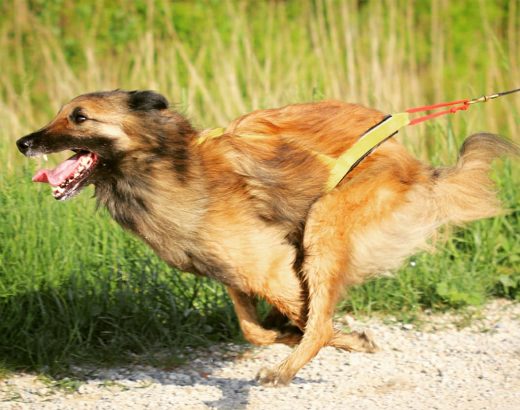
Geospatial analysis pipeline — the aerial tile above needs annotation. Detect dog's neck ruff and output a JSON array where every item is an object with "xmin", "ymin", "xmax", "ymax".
[{"xmin": 197, "ymin": 112, "xmax": 411, "ymax": 192}]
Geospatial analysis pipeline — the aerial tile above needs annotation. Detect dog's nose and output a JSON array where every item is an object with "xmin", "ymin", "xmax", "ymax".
[{"xmin": 16, "ymin": 136, "xmax": 32, "ymax": 155}]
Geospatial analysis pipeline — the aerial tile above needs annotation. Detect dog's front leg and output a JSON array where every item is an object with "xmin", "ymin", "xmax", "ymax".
[{"xmin": 227, "ymin": 287, "xmax": 302, "ymax": 346}]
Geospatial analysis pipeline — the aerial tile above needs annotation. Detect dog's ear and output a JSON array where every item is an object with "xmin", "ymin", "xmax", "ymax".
[{"xmin": 127, "ymin": 90, "xmax": 169, "ymax": 111}]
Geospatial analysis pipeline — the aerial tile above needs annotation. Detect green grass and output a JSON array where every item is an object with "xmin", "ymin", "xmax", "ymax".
[
  {"xmin": 0, "ymin": 0, "xmax": 519, "ymax": 374},
  {"xmin": 0, "ymin": 165, "xmax": 240, "ymax": 372}
]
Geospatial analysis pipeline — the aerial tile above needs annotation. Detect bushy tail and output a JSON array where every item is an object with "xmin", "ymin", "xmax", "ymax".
[
  {"xmin": 434, "ymin": 133, "xmax": 519, "ymax": 224},
  {"xmin": 346, "ymin": 133, "xmax": 517, "ymax": 280}
]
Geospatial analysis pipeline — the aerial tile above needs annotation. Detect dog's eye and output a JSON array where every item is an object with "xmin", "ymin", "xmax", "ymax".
[
  {"xmin": 73, "ymin": 114, "xmax": 87, "ymax": 123},
  {"xmin": 71, "ymin": 108, "xmax": 88, "ymax": 124}
]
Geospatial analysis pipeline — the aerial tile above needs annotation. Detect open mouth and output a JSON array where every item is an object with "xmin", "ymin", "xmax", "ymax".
[{"xmin": 32, "ymin": 151, "xmax": 99, "ymax": 200}]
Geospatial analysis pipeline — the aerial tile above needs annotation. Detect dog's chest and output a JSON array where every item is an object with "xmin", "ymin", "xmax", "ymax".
[
  {"xmin": 143, "ymin": 234, "xmax": 237, "ymax": 286},
  {"xmin": 103, "ymin": 197, "xmax": 237, "ymax": 286}
]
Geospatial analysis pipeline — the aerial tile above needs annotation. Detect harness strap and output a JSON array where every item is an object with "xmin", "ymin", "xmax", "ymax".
[
  {"xmin": 197, "ymin": 114, "xmax": 411, "ymax": 193},
  {"xmin": 324, "ymin": 112, "xmax": 410, "ymax": 190},
  {"xmin": 196, "ymin": 127, "xmax": 226, "ymax": 145}
]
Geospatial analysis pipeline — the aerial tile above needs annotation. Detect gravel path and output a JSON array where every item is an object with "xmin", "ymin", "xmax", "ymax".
[{"xmin": 1, "ymin": 300, "xmax": 519, "ymax": 410}]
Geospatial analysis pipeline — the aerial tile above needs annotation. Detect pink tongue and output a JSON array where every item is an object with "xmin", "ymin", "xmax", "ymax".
[{"xmin": 32, "ymin": 153, "xmax": 83, "ymax": 186}]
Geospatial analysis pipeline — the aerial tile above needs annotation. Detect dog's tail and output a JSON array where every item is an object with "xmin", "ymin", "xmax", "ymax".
[
  {"xmin": 433, "ymin": 133, "xmax": 519, "ymax": 224},
  {"xmin": 346, "ymin": 133, "xmax": 517, "ymax": 281}
]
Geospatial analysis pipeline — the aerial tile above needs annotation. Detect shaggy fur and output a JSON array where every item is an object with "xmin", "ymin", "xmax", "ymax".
[{"xmin": 17, "ymin": 90, "xmax": 518, "ymax": 385}]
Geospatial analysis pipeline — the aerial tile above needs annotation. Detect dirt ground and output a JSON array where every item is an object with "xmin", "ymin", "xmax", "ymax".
[{"xmin": 1, "ymin": 299, "xmax": 519, "ymax": 410}]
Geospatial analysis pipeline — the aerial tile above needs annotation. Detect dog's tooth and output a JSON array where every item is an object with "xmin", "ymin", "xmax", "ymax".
[{"xmin": 43, "ymin": 154, "xmax": 48, "ymax": 161}]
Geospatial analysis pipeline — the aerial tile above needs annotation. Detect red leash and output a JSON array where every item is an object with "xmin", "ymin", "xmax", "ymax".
[
  {"xmin": 326, "ymin": 87, "xmax": 520, "ymax": 189},
  {"xmin": 405, "ymin": 87, "xmax": 520, "ymax": 126}
]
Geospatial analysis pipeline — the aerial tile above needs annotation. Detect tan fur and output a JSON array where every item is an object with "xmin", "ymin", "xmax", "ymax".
[{"xmin": 19, "ymin": 92, "xmax": 518, "ymax": 386}]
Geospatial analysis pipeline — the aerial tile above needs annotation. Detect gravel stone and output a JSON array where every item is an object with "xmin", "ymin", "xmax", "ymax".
[{"xmin": 1, "ymin": 300, "xmax": 519, "ymax": 409}]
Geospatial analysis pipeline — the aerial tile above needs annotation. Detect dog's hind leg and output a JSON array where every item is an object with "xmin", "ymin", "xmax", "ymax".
[
  {"xmin": 256, "ymin": 193, "xmax": 351, "ymax": 385},
  {"xmin": 256, "ymin": 225, "xmax": 345, "ymax": 385},
  {"xmin": 227, "ymin": 287, "xmax": 302, "ymax": 346},
  {"xmin": 256, "ymin": 164, "xmax": 415, "ymax": 386}
]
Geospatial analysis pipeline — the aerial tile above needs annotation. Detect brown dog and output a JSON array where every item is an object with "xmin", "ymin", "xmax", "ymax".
[{"xmin": 16, "ymin": 90, "xmax": 517, "ymax": 385}]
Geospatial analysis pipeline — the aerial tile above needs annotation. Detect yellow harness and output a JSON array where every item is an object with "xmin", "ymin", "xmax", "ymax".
[{"xmin": 197, "ymin": 112, "xmax": 410, "ymax": 192}]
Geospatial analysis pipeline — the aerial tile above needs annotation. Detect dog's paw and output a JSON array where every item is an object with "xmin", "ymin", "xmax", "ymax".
[
  {"xmin": 331, "ymin": 329, "xmax": 380, "ymax": 353},
  {"xmin": 255, "ymin": 367, "xmax": 292, "ymax": 387},
  {"xmin": 357, "ymin": 330, "xmax": 379, "ymax": 353}
]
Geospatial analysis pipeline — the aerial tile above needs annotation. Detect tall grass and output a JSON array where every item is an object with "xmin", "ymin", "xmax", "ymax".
[
  {"xmin": 0, "ymin": 0, "xmax": 519, "ymax": 372},
  {"xmin": 2, "ymin": 0, "xmax": 519, "ymax": 159}
]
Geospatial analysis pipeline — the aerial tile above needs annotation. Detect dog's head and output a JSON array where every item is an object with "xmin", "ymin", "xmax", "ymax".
[{"xmin": 17, "ymin": 90, "xmax": 194, "ymax": 200}]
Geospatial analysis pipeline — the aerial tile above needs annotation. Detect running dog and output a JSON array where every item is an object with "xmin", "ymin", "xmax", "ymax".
[{"xmin": 16, "ymin": 90, "xmax": 518, "ymax": 385}]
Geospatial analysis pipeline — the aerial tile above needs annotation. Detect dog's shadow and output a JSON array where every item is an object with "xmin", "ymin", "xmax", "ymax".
[
  {"xmin": 79, "ymin": 349, "xmax": 324, "ymax": 409},
  {"xmin": 199, "ymin": 375, "xmax": 320, "ymax": 409}
]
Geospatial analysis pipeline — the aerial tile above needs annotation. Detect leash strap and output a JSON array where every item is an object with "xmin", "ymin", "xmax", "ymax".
[{"xmin": 406, "ymin": 99, "xmax": 470, "ymax": 125}]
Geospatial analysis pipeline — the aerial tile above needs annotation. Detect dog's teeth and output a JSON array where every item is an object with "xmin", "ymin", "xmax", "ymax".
[
  {"xmin": 79, "ymin": 155, "xmax": 92, "ymax": 166},
  {"xmin": 53, "ymin": 185, "xmax": 65, "ymax": 195},
  {"xmin": 52, "ymin": 154, "xmax": 96, "ymax": 198}
]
